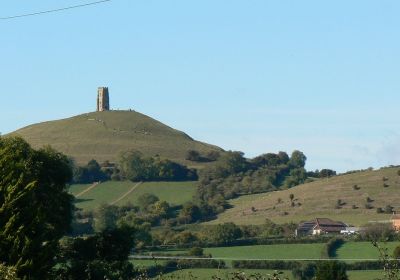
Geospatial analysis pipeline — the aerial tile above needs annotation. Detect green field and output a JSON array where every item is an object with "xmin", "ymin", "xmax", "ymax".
[
  {"xmin": 116, "ymin": 181, "xmax": 197, "ymax": 206},
  {"xmin": 70, "ymin": 181, "xmax": 197, "ymax": 211},
  {"xmin": 10, "ymin": 110, "xmax": 222, "ymax": 166},
  {"xmin": 204, "ymin": 244, "xmax": 325, "ymax": 261},
  {"xmin": 210, "ymin": 167, "xmax": 400, "ymax": 226},
  {"xmin": 336, "ymin": 241, "xmax": 400, "ymax": 260},
  {"xmin": 162, "ymin": 269, "xmax": 383, "ymax": 280}
]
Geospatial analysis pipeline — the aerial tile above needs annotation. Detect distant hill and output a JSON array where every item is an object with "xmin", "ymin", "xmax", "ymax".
[
  {"xmin": 208, "ymin": 167, "xmax": 400, "ymax": 226},
  {"xmin": 9, "ymin": 110, "xmax": 223, "ymax": 166}
]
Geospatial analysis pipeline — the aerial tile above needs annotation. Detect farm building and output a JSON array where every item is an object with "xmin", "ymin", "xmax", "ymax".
[{"xmin": 296, "ymin": 218, "xmax": 347, "ymax": 236}]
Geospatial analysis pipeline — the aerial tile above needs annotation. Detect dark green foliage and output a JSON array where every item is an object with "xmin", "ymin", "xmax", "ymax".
[
  {"xmin": 0, "ymin": 137, "xmax": 73, "ymax": 279},
  {"xmin": 393, "ymin": 246, "xmax": 400, "ymax": 259},
  {"xmin": 315, "ymin": 261, "xmax": 348, "ymax": 280},
  {"xmin": 209, "ymin": 223, "xmax": 243, "ymax": 245},
  {"xmin": 319, "ymin": 169, "xmax": 337, "ymax": 178},
  {"xmin": 292, "ymin": 262, "xmax": 317, "ymax": 280},
  {"xmin": 186, "ymin": 150, "xmax": 221, "ymax": 162},
  {"xmin": 72, "ymin": 159, "xmax": 109, "ymax": 183},
  {"xmin": 54, "ymin": 226, "xmax": 135, "ymax": 280},
  {"xmin": 186, "ymin": 149, "xmax": 201, "ymax": 161},
  {"xmin": 137, "ymin": 193, "xmax": 159, "ymax": 211},
  {"xmin": 179, "ymin": 202, "xmax": 202, "ymax": 223},
  {"xmin": 195, "ymin": 150, "xmax": 308, "ymax": 221},
  {"xmin": 119, "ymin": 151, "xmax": 197, "ymax": 181},
  {"xmin": 188, "ymin": 247, "xmax": 204, "ymax": 256},
  {"xmin": 289, "ymin": 150, "xmax": 307, "ymax": 168},
  {"xmin": 322, "ymin": 238, "xmax": 344, "ymax": 258},
  {"xmin": 94, "ymin": 204, "xmax": 119, "ymax": 232}
]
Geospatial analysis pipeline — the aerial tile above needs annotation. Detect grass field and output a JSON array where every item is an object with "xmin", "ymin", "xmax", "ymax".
[
  {"xmin": 204, "ymin": 243, "xmax": 325, "ymax": 261},
  {"xmin": 70, "ymin": 181, "xmax": 197, "ymax": 211},
  {"xmin": 116, "ymin": 181, "xmax": 197, "ymax": 206},
  {"xmin": 336, "ymin": 241, "xmax": 399, "ymax": 260},
  {"xmin": 162, "ymin": 269, "xmax": 383, "ymax": 280},
  {"xmin": 10, "ymin": 110, "xmax": 222, "ymax": 166},
  {"xmin": 209, "ymin": 167, "xmax": 400, "ymax": 226}
]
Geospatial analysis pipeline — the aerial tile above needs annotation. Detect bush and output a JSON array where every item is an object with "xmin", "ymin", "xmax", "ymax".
[
  {"xmin": 315, "ymin": 261, "xmax": 348, "ymax": 280},
  {"xmin": 292, "ymin": 262, "xmax": 317, "ymax": 280},
  {"xmin": 393, "ymin": 246, "xmax": 400, "ymax": 259},
  {"xmin": 188, "ymin": 247, "xmax": 204, "ymax": 257},
  {"xmin": 322, "ymin": 238, "xmax": 344, "ymax": 258}
]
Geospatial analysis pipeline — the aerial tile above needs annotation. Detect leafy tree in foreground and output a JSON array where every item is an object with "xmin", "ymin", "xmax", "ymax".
[
  {"xmin": 315, "ymin": 261, "xmax": 348, "ymax": 280},
  {"xmin": 54, "ymin": 226, "xmax": 135, "ymax": 280},
  {"xmin": 0, "ymin": 137, "xmax": 73, "ymax": 279}
]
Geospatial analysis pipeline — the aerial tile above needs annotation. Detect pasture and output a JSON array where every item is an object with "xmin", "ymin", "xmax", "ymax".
[
  {"xmin": 70, "ymin": 180, "xmax": 197, "ymax": 211},
  {"xmin": 336, "ymin": 241, "xmax": 399, "ymax": 260},
  {"xmin": 210, "ymin": 167, "xmax": 400, "ymax": 226}
]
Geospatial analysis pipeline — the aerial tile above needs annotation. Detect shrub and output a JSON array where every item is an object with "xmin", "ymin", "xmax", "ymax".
[
  {"xmin": 393, "ymin": 246, "xmax": 400, "ymax": 259},
  {"xmin": 322, "ymin": 238, "xmax": 344, "ymax": 258},
  {"xmin": 376, "ymin": 207, "xmax": 384, "ymax": 214},
  {"xmin": 315, "ymin": 261, "xmax": 348, "ymax": 280},
  {"xmin": 188, "ymin": 247, "xmax": 204, "ymax": 257}
]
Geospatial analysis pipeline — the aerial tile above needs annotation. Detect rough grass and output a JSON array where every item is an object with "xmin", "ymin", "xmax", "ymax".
[
  {"xmin": 209, "ymin": 167, "xmax": 400, "ymax": 226},
  {"xmin": 10, "ymin": 110, "xmax": 222, "ymax": 166},
  {"xmin": 70, "ymin": 181, "xmax": 197, "ymax": 211}
]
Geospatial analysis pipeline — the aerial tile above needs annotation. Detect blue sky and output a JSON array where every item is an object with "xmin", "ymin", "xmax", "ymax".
[{"xmin": 1, "ymin": 0, "xmax": 399, "ymax": 172}]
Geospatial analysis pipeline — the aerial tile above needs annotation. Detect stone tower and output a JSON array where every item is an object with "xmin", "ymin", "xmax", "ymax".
[{"xmin": 97, "ymin": 87, "xmax": 110, "ymax": 111}]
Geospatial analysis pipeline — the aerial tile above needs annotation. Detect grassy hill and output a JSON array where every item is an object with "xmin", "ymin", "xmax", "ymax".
[
  {"xmin": 10, "ymin": 110, "xmax": 222, "ymax": 166},
  {"xmin": 208, "ymin": 167, "xmax": 400, "ymax": 226}
]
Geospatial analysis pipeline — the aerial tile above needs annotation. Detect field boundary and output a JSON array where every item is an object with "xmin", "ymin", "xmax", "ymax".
[
  {"xmin": 130, "ymin": 255, "xmax": 382, "ymax": 261},
  {"xmin": 110, "ymin": 182, "xmax": 142, "ymax": 205},
  {"xmin": 75, "ymin": 182, "xmax": 100, "ymax": 197}
]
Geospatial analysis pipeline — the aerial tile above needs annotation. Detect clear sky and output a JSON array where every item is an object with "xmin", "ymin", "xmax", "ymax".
[{"xmin": 1, "ymin": 0, "xmax": 399, "ymax": 172}]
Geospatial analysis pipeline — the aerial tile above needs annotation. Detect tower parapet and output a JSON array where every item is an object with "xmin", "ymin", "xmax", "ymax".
[{"xmin": 97, "ymin": 87, "xmax": 110, "ymax": 111}]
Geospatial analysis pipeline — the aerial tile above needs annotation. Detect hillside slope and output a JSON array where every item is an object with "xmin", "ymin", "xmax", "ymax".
[
  {"xmin": 10, "ymin": 110, "xmax": 222, "ymax": 166},
  {"xmin": 209, "ymin": 167, "xmax": 400, "ymax": 226}
]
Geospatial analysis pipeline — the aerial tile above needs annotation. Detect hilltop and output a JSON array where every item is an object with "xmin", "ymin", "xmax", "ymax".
[
  {"xmin": 10, "ymin": 110, "xmax": 223, "ymax": 166},
  {"xmin": 208, "ymin": 167, "xmax": 400, "ymax": 226}
]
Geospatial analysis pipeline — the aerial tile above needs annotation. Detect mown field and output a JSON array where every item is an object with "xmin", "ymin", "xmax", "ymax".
[
  {"xmin": 69, "ymin": 181, "xmax": 197, "ymax": 211},
  {"xmin": 210, "ymin": 167, "xmax": 400, "ymax": 226},
  {"xmin": 204, "ymin": 243, "xmax": 325, "ymax": 261},
  {"xmin": 336, "ymin": 241, "xmax": 399, "ymax": 260}
]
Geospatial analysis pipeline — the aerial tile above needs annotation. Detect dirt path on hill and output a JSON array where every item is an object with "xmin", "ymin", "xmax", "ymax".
[
  {"xmin": 110, "ymin": 182, "xmax": 142, "ymax": 205},
  {"xmin": 75, "ymin": 182, "xmax": 100, "ymax": 198}
]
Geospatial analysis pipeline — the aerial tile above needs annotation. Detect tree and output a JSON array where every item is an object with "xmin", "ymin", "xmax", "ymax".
[
  {"xmin": 54, "ymin": 226, "xmax": 135, "ymax": 279},
  {"xmin": 186, "ymin": 150, "xmax": 201, "ymax": 161},
  {"xmin": 319, "ymin": 169, "xmax": 336, "ymax": 178},
  {"xmin": 393, "ymin": 245, "xmax": 400, "ymax": 259},
  {"xmin": 0, "ymin": 137, "xmax": 73, "ymax": 279},
  {"xmin": 315, "ymin": 261, "xmax": 348, "ymax": 280},
  {"xmin": 180, "ymin": 202, "xmax": 202, "ymax": 223},
  {"xmin": 94, "ymin": 204, "xmax": 119, "ymax": 232},
  {"xmin": 289, "ymin": 150, "xmax": 307, "ymax": 168},
  {"xmin": 137, "ymin": 193, "xmax": 159, "ymax": 212},
  {"xmin": 209, "ymin": 223, "xmax": 242, "ymax": 245}
]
